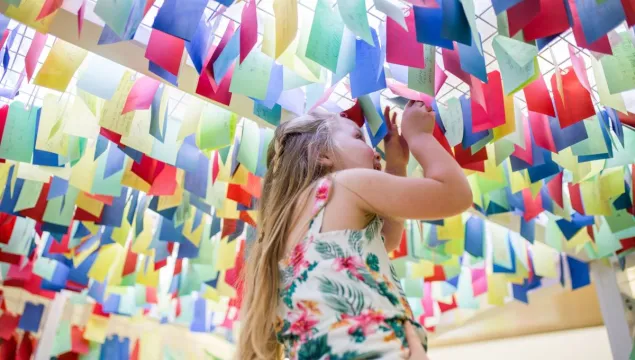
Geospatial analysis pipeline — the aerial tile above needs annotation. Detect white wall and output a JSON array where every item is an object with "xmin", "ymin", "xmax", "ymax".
[{"xmin": 428, "ymin": 326, "xmax": 612, "ymax": 360}]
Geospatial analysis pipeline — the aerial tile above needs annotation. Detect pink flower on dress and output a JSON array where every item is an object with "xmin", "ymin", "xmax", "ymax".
[
  {"xmin": 341, "ymin": 309, "xmax": 386, "ymax": 336},
  {"xmin": 316, "ymin": 181, "xmax": 329, "ymax": 200},
  {"xmin": 288, "ymin": 308, "xmax": 319, "ymax": 341},
  {"xmin": 334, "ymin": 256, "xmax": 364, "ymax": 281},
  {"xmin": 290, "ymin": 241, "xmax": 310, "ymax": 276},
  {"xmin": 312, "ymin": 181, "xmax": 330, "ymax": 215}
]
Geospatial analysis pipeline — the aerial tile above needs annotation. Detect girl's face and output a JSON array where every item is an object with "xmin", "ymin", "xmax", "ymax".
[{"xmin": 330, "ymin": 118, "xmax": 380, "ymax": 171}]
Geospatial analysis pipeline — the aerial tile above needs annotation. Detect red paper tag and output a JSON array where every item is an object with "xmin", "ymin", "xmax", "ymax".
[
  {"xmin": 471, "ymin": 71, "xmax": 506, "ymax": 133},
  {"xmin": 522, "ymin": 0, "xmax": 570, "ymax": 41},
  {"xmin": 0, "ymin": 313, "xmax": 20, "ymax": 340},
  {"xmin": 36, "ymin": 0, "xmax": 63, "ymax": 20},
  {"xmin": 130, "ymin": 339, "xmax": 140, "ymax": 360},
  {"xmin": 227, "ymin": 183, "xmax": 252, "ymax": 208},
  {"xmin": 529, "ymin": 111, "xmax": 557, "ymax": 152},
  {"xmin": 242, "ymin": 172, "xmax": 262, "ymax": 199},
  {"xmin": 148, "ymin": 165, "xmax": 177, "ymax": 196},
  {"xmin": 221, "ymin": 219, "xmax": 237, "ymax": 239},
  {"xmin": 196, "ymin": 65, "xmax": 234, "ymax": 106},
  {"xmin": 442, "ymin": 45, "xmax": 471, "ymax": 85},
  {"xmin": 390, "ymin": 231, "xmax": 408, "ymax": 259},
  {"xmin": 16, "ymin": 332, "xmax": 34, "ymax": 360},
  {"xmin": 546, "ymin": 172, "xmax": 564, "ymax": 208},
  {"xmin": 240, "ymin": 0, "xmax": 258, "ymax": 63},
  {"xmin": 454, "ymin": 144, "xmax": 488, "ymax": 170},
  {"xmin": 522, "ymin": 188, "xmax": 543, "ymax": 221},
  {"xmin": 507, "ymin": 0, "xmax": 541, "ymax": 37},
  {"xmin": 71, "ymin": 326, "xmax": 90, "ymax": 354},
  {"xmin": 551, "ymin": 67, "xmax": 595, "ymax": 128},
  {"xmin": 0, "ymin": 214, "xmax": 16, "ymax": 245},
  {"xmin": 239, "ymin": 211, "xmax": 257, "ymax": 227},
  {"xmin": 0, "ymin": 335, "xmax": 17, "ymax": 360},
  {"xmin": 341, "ymin": 100, "xmax": 365, "ymax": 128},
  {"xmin": 145, "ymin": 29, "xmax": 185, "ymax": 76},
  {"xmin": 387, "ymin": 11, "xmax": 425, "ymax": 69},
  {"xmin": 524, "ymin": 74, "xmax": 555, "ymax": 117},
  {"xmin": 568, "ymin": 183, "xmax": 586, "ymax": 214},
  {"xmin": 424, "ymin": 265, "xmax": 446, "ymax": 281}
]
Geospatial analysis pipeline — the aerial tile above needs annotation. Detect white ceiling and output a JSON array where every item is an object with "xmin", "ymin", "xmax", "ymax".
[{"xmin": 0, "ymin": 0, "xmax": 614, "ymax": 120}]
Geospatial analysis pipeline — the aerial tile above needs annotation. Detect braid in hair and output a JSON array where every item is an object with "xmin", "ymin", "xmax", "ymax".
[{"xmin": 271, "ymin": 135, "xmax": 285, "ymax": 175}]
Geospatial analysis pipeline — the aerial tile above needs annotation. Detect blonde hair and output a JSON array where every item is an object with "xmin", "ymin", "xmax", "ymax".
[{"xmin": 237, "ymin": 112, "xmax": 339, "ymax": 359}]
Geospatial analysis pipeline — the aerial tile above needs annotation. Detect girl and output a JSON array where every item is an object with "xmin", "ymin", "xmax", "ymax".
[{"xmin": 239, "ymin": 101, "xmax": 472, "ymax": 359}]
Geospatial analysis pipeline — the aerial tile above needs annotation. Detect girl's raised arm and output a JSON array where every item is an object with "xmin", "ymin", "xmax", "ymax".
[{"xmin": 337, "ymin": 101, "xmax": 472, "ymax": 221}]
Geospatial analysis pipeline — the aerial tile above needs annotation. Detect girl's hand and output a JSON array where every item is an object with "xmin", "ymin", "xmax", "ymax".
[
  {"xmin": 405, "ymin": 322, "xmax": 429, "ymax": 360},
  {"xmin": 401, "ymin": 100, "xmax": 436, "ymax": 143},
  {"xmin": 383, "ymin": 106, "xmax": 409, "ymax": 171}
]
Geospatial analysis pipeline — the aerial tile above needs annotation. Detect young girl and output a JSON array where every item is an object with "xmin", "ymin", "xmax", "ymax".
[{"xmin": 239, "ymin": 101, "xmax": 472, "ymax": 359}]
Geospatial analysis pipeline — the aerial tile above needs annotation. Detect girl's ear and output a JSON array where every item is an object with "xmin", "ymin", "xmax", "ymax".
[{"xmin": 318, "ymin": 153, "xmax": 334, "ymax": 169}]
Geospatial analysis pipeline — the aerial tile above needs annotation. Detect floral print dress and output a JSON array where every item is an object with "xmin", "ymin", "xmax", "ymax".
[{"xmin": 277, "ymin": 177, "xmax": 427, "ymax": 359}]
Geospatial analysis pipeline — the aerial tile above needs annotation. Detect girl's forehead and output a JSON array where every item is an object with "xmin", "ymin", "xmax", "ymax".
[{"xmin": 336, "ymin": 119, "xmax": 362, "ymax": 132}]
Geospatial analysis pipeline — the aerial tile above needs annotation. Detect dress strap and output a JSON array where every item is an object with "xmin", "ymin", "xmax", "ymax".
[{"xmin": 307, "ymin": 177, "xmax": 333, "ymax": 235}]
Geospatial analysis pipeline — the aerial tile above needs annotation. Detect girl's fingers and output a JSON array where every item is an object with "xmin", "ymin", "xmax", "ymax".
[
  {"xmin": 391, "ymin": 112, "xmax": 397, "ymax": 126},
  {"xmin": 405, "ymin": 322, "xmax": 426, "ymax": 359},
  {"xmin": 406, "ymin": 100, "xmax": 415, "ymax": 108},
  {"xmin": 384, "ymin": 106, "xmax": 392, "ymax": 130},
  {"xmin": 404, "ymin": 322, "xmax": 419, "ymax": 346}
]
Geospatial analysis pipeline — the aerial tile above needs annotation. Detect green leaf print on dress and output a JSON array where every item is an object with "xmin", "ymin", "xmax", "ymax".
[
  {"xmin": 331, "ymin": 351, "xmax": 382, "ymax": 360},
  {"xmin": 297, "ymin": 334, "xmax": 331, "ymax": 360},
  {"xmin": 315, "ymin": 240, "xmax": 345, "ymax": 259},
  {"xmin": 365, "ymin": 253, "xmax": 380, "ymax": 272},
  {"xmin": 318, "ymin": 277, "xmax": 366, "ymax": 315},
  {"xmin": 348, "ymin": 231, "xmax": 363, "ymax": 254}
]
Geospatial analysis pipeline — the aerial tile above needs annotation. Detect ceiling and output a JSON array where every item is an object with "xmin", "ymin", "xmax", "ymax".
[{"xmin": 0, "ymin": 0, "xmax": 614, "ymax": 124}]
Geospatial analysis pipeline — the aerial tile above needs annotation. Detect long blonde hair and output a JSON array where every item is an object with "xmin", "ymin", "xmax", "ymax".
[{"xmin": 237, "ymin": 112, "xmax": 338, "ymax": 359}]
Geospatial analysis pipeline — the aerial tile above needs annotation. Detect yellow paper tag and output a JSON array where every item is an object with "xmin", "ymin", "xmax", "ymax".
[
  {"xmin": 580, "ymin": 179, "xmax": 611, "ymax": 216},
  {"xmin": 487, "ymin": 274, "xmax": 507, "ymax": 306},
  {"xmin": 76, "ymin": 192, "xmax": 105, "ymax": 217},
  {"xmin": 34, "ymin": 40, "xmax": 87, "ymax": 92},
  {"xmin": 84, "ymin": 314, "xmax": 109, "ymax": 343},
  {"xmin": 99, "ymin": 71, "xmax": 136, "ymax": 136},
  {"xmin": 35, "ymin": 94, "xmax": 69, "ymax": 156},
  {"xmin": 408, "ymin": 260, "xmax": 434, "ymax": 279},
  {"xmin": 532, "ymin": 242, "xmax": 557, "ymax": 278},
  {"xmin": 88, "ymin": 244, "xmax": 121, "ymax": 283},
  {"xmin": 493, "ymin": 93, "xmax": 515, "ymax": 140},
  {"xmin": 5, "ymin": 0, "xmax": 55, "ymax": 33},
  {"xmin": 69, "ymin": 145, "xmax": 97, "ymax": 193},
  {"xmin": 437, "ymin": 215, "xmax": 464, "ymax": 241}
]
